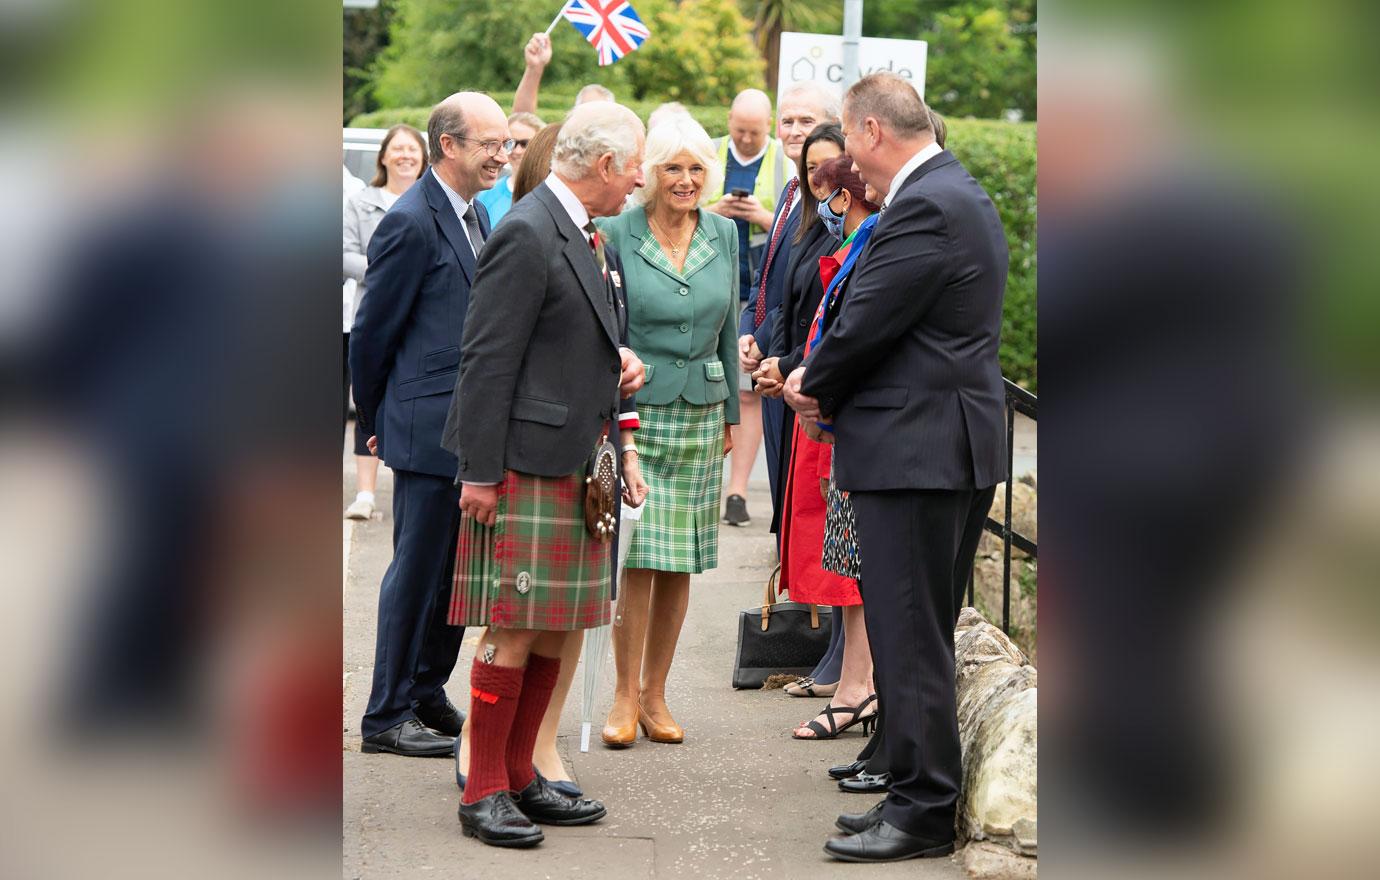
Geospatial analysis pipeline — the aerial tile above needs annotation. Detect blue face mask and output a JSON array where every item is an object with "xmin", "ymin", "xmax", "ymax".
[{"xmin": 816, "ymin": 188, "xmax": 846, "ymax": 240}]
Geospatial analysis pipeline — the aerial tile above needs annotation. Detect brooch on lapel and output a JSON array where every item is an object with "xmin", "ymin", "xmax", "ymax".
[{"xmin": 609, "ymin": 269, "xmax": 622, "ymax": 288}]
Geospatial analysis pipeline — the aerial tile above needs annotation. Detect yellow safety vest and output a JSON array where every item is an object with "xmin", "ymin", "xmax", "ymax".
[{"xmin": 709, "ymin": 137, "xmax": 793, "ymax": 245}]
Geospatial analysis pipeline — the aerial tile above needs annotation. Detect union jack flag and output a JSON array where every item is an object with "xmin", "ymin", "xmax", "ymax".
[{"xmin": 560, "ymin": 0, "xmax": 651, "ymax": 67}]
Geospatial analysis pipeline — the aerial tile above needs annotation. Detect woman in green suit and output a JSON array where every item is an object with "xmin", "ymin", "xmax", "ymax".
[{"xmin": 597, "ymin": 118, "xmax": 740, "ymax": 746}]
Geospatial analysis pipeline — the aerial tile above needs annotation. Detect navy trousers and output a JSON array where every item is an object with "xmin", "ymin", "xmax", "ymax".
[
  {"xmin": 360, "ymin": 468, "xmax": 465, "ymax": 738},
  {"xmin": 852, "ymin": 485, "xmax": 995, "ymax": 841}
]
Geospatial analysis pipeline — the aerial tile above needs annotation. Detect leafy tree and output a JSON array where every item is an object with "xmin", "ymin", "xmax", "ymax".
[
  {"xmin": 344, "ymin": 0, "xmax": 395, "ymax": 122},
  {"xmin": 920, "ymin": 3, "xmax": 1033, "ymax": 120},
  {"xmin": 743, "ymin": 0, "xmax": 841, "ymax": 89},
  {"xmin": 370, "ymin": 0, "xmax": 633, "ymax": 109},
  {"xmin": 623, "ymin": 0, "xmax": 764, "ymax": 105}
]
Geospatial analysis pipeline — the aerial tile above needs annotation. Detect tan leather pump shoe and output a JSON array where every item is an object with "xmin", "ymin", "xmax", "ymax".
[
  {"xmin": 637, "ymin": 703, "xmax": 684, "ymax": 744},
  {"xmin": 601, "ymin": 697, "xmax": 638, "ymax": 748}
]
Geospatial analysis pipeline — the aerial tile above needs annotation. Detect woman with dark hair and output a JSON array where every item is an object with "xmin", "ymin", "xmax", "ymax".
[
  {"xmin": 753, "ymin": 124, "xmax": 851, "ymax": 698},
  {"xmin": 759, "ymin": 154, "xmax": 883, "ymax": 738},
  {"xmin": 342, "ymin": 124, "xmax": 428, "ymax": 520}
]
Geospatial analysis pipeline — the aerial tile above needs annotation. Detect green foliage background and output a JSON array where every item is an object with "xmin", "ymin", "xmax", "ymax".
[{"xmin": 351, "ymin": 101, "xmax": 1036, "ymax": 390}]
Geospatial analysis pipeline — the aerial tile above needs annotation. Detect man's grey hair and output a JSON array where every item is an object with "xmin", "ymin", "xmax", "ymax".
[
  {"xmin": 843, "ymin": 73, "xmax": 933, "ymax": 139},
  {"xmin": 552, "ymin": 102, "xmax": 645, "ymax": 180},
  {"xmin": 426, "ymin": 98, "xmax": 468, "ymax": 165},
  {"xmin": 779, "ymin": 81, "xmax": 841, "ymax": 123},
  {"xmin": 573, "ymin": 83, "xmax": 616, "ymax": 106}
]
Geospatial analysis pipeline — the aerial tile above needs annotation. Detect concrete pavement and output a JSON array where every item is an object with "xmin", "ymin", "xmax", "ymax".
[{"xmin": 343, "ymin": 443, "xmax": 969, "ymax": 879}]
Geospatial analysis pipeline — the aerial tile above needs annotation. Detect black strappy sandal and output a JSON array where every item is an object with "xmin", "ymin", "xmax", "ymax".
[{"xmin": 791, "ymin": 693, "xmax": 878, "ymax": 740}]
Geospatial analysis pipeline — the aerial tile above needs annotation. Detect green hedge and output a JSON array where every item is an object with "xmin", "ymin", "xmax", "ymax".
[{"xmin": 350, "ymin": 103, "xmax": 1036, "ymax": 390}]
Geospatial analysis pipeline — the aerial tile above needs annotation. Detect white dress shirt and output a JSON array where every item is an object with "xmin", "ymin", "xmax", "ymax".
[
  {"xmin": 884, "ymin": 141, "xmax": 945, "ymax": 208},
  {"xmin": 432, "ymin": 170, "xmax": 479, "ymax": 257},
  {"xmin": 544, "ymin": 172, "xmax": 592, "ymax": 240}
]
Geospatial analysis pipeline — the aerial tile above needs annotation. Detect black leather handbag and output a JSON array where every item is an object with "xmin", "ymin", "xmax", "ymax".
[{"xmin": 731, "ymin": 565, "xmax": 833, "ymax": 689}]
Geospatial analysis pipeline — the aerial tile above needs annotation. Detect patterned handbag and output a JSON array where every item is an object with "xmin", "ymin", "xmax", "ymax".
[
  {"xmin": 583, "ymin": 434, "xmax": 619, "ymax": 543},
  {"xmin": 731, "ymin": 565, "xmax": 833, "ymax": 689}
]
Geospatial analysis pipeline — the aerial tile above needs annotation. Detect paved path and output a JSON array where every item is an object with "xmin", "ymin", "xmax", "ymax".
[{"xmin": 343, "ymin": 444, "xmax": 970, "ymax": 879}]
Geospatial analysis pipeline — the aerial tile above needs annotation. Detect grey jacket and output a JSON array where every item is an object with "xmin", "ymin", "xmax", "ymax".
[
  {"xmin": 343, "ymin": 186, "xmax": 397, "ymax": 321},
  {"xmin": 442, "ymin": 182, "xmax": 625, "ymax": 484}
]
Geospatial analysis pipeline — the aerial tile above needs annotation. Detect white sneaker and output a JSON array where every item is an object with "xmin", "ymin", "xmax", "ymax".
[{"xmin": 345, "ymin": 498, "xmax": 374, "ymax": 520}]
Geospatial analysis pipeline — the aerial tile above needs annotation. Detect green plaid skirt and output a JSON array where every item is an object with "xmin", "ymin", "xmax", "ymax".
[
  {"xmin": 625, "ymin": 399, "xmax": 725, "ymax": 574},
  {"xmin": 449, "ymin": 468, "xmax": 612, "ymax": 632}
]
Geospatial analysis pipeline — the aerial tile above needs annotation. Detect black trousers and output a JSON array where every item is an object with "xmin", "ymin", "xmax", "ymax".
[
  {"xmin": 360, "ymin": 468, "xmax": 465, "ymax": 737},
  {"xmin": 852, "ymin": 485, "xmax": 995, "ymax": 840}
]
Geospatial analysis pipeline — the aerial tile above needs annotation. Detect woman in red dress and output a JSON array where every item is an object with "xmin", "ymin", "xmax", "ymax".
[{"xmin": 769, "ymin": 155, "xmax": 882, "ymax": 739}]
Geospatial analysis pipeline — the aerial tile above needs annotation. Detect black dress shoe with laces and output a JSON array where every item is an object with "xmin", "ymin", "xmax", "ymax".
[
  {"xmin": 458, "ymin": 792, "xmax": 544, "ymax": 848},
  {"xmin": 824, "ymin": 820, "xmax": 955, "ymax": 862},
  {"xmin": 513, "ymin": 774, "xmax": 607, "ymax": 826},
  {"xmin": 835, "ymin": 800, "xmax": 885, "ymax": 834},
  {"xmin": 414, "ymin": 698, "xmax": 464, "ymax": 737},
  {"xmin": 828, "ymin": 759, "xmax": 868, "ymax": 780},
  {"xmin": 839, "ymin": 771, "xmax": 891, "ymax": 793},
  {"xmin": 361, "ymin": 719, "xmax": 455, "ymax": 757},
  {"xmin": 723, "ymin": 494, "xmax": 750, "ymax": 525}
]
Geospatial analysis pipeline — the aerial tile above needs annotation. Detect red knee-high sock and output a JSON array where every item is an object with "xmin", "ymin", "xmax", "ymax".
[
  {"xmin": 505, "ymin": 653, "xmax": 562, "ymax": 792},
  {"xmin": 461, "ymin": 661, "xmax": 525, "ymax": 805}
]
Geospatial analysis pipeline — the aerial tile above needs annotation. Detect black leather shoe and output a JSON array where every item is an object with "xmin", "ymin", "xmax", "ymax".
[
  {"xmin": 513, "ymin": 775, "xmax": 607, "ymax": 826},
  {"xmin": 836, "ymin": 800, "xmax": 885, "ymax": 834},
  {"xmin": 415, "ymin": 698, "xmax": 464, "ymax": 737},
  {"xmin": 458, "ymin": 792, "xmax": 544, "ymax": 848},
  {"xmin": 361, "ymin": 719, "xmax": 455, "ymax": 757},
  {"xmin": 839, "ymin": 771, "xmax": 891, "ymax": 793},
  {"xmin": 828, "ymin": 759, "xmax": 867, "ymax": 780},
  {"xmin": 824, "ymin": 820, "xmax": 955, "ymax": 862}
]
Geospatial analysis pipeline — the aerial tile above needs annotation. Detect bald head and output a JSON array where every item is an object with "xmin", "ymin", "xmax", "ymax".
[
  {"xmin": 727, "ymin": 88, "xmax": 773, "ymax": 158},
  {"xmin": 427, "ymin": 91, "xmax": 506, "ymax": 164},
  {"xmin": 428, "ymin": 91, "xmax": 511, "ymax": 198}
]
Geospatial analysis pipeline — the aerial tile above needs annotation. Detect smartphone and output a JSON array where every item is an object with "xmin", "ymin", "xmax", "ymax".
[{"xmin": 729, "ymin": 188, "xmax": 751, "ymax": 198}]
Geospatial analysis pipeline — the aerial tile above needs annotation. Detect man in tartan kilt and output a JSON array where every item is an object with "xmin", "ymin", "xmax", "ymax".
[{"xmin": 439, "ymin": 102, "xmax": 650, "ymax": 849}]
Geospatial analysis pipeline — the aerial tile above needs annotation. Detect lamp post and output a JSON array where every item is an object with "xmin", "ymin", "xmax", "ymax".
[{"xmin": 841, "ymin": 0, "xmax": 863, "ymax": 90}]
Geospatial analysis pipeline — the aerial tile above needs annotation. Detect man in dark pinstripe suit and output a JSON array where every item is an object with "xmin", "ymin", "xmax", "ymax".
[{"xmin": 785, "ymin": 73, "xmax": 1009, "ymax": 863}]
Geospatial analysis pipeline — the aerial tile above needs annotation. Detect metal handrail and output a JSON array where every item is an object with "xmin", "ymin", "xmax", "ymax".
[{"xmin": 968, "ymin": 379, "xmax": 1037, "ymax": 633}]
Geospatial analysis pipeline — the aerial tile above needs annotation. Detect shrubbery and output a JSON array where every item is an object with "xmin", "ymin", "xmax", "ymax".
[{"xmin": 348, "ymin": 106, "xmax": 1036, "ymax": 390}]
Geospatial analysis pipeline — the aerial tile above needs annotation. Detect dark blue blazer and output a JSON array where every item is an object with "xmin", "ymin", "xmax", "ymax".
[
  {"xmin": 350, "ymin": 168, "xmax": 490, "ymax": 479},
  {"xmin": 738, "ymin": 184, "xmax": 802, "ymax": 353}
]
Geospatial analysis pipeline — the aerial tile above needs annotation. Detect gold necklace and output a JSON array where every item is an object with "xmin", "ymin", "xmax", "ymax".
[{"xmin": 648, "ymin": 213, "xmax": 693, "ymax": 259}]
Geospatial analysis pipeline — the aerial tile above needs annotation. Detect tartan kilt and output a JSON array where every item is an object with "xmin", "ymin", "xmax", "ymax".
[
  {"xmin": 449, "ymin": 468, "xmax": 612, "ymax": 631},
  {"xmin": 625, "ymin": 399, "xmax": 725, "ymax": 573}
]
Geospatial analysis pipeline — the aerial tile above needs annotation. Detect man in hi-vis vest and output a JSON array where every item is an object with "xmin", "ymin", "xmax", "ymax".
[{"xmin": 708, "ymin": 88, "xmax": 792, "ymax": 527}]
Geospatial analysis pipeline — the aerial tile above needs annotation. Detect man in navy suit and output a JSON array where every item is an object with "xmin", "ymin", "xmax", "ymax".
[
  {"xmin": 350, "ymin": 92, "xmax": 513, "ymax": 756},
  {"xmin": 787, "ymin": 74, "xmax": 1008, "ymax": 861}
]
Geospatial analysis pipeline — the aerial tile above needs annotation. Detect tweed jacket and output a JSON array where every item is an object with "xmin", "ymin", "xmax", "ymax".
[
  {"xmin": 596, "ymin": 206, "xmax": 740, "ymax": 425},
  {"xmin": 443, "ymin": 182, "xmax": 627, "ymax": 483}
]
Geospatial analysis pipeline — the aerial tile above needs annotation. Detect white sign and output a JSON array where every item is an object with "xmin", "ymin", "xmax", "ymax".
[{"xmin": 776, "ymin": 32, "xmax": 927, "ymax": 102}]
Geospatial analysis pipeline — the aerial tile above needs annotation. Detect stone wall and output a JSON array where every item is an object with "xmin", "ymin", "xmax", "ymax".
[{"xmin": 955, "ymin": 607, "xmax": 1038, "ymax": 877}]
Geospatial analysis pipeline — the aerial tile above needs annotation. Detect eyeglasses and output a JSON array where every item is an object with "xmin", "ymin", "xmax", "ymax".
[{"xmin": 445, "ymin": 134, "xmax": 515, "ymax": 158}]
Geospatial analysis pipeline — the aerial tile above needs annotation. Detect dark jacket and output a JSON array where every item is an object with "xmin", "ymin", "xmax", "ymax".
[
  {"xmin": 739, "ymin": 182, "xmax": 803, "ymax": 354},
  {"xmin": 443, "ymin": 182, "xmax": 626, "ymax": 484},
  {"xmin": 349, "ymin": 168, "xmax": 489, "ymax": 479},
  {"xmin": 769, "ymin": 220, "xmax": 836, "ymax": 374},
  {"xmin": 801, "ymin": 150, "xmax": 1009, "ymax": 491}
]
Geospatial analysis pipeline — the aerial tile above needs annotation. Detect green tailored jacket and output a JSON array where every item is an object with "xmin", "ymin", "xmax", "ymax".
[{"xmin": 597, "ymin": 206, "xmax": 741, "ymax": 425}]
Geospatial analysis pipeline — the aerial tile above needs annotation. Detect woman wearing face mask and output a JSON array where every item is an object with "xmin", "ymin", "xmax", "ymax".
[{"xmin": 766, "ymin": 153, "xmax": 882, "ymax": 740}]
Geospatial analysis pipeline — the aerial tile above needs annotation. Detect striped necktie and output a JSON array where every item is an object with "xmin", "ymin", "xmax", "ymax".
[{"xmin": 754, "ymin": 177, "xmax": 799, "ymax": 328}]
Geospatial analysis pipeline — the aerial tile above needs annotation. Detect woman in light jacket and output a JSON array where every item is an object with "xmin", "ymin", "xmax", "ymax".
[
  {"xmin": 596, "ymin": 119, "xmax": 739, "ymax": 746},
  {"xmin": 342, "ymin": 123, "xmax": 427, "ymax": 519}
]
